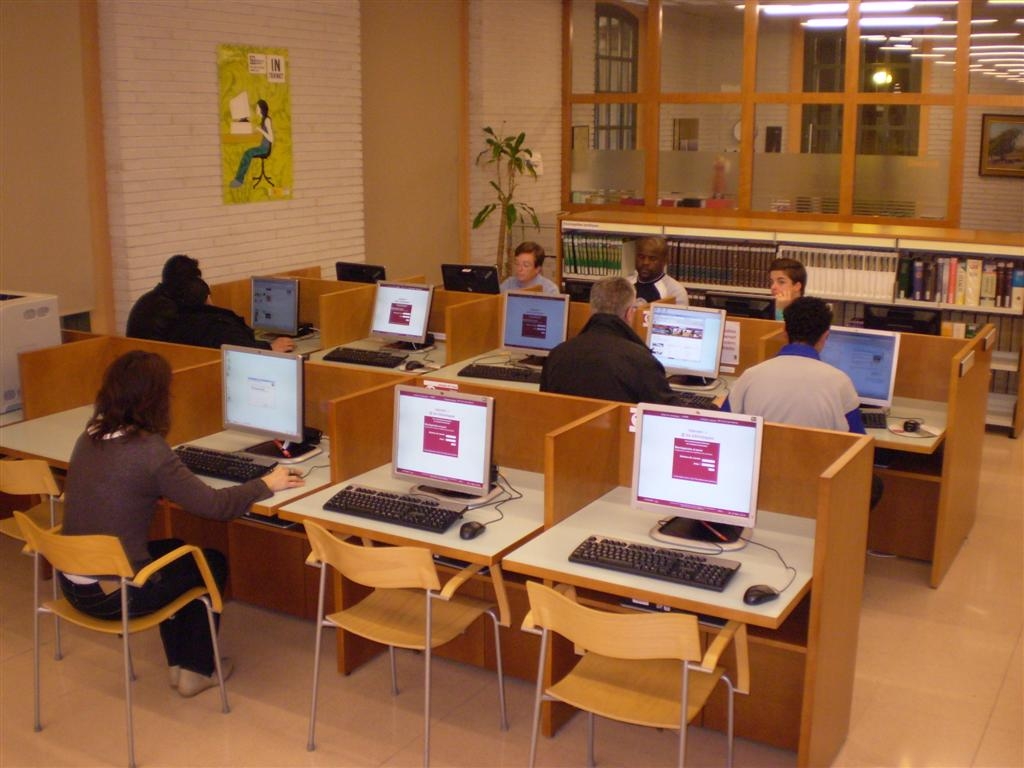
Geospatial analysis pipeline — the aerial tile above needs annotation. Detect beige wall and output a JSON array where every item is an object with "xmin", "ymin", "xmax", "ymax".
[{"xmin": 362, "ymin": 0, "xmax": 464, "ymax": 284}]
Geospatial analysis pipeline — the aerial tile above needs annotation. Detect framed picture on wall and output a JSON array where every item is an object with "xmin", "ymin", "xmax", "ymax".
[{"xmin": 979, "ymin": 114, "xmax": 1024, "ymax": 178}]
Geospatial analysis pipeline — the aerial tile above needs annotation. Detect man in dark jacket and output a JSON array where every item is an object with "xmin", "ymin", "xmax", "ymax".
[
  {"xmin": 540, "ymin": 276, "xmax": 678, "ymax": 405},
  {"xmin": 125, "ymin": 254, "xmax": 201, "ymax": 340},
  {"xmin": 168, "ymin": 277, "xmax": 294, "ymax": 353}
]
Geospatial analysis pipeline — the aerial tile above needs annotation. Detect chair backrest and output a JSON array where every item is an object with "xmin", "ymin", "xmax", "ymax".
[
  {"xmin": 14, "ymin": 511, "xmax": 135, "ymax": 579},
  {"xmin": 304, "ymin": 520, "xmax": 440, "ymax": 591},
  {"xmin": 525, "ymin": 580, "xmax": 702, "ymax": 662},
  {"xmin": 0, "ymin": 459, "xmax": 60, "ymax": 497}
]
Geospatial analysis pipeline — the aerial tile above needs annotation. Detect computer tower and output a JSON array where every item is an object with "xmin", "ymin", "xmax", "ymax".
[{"xmin": 0, "ymin": 291, "xmax": 61, "ymax": 414}]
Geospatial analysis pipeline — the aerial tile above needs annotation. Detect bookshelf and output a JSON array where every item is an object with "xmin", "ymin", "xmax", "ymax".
[{"xmin": 557, "ymin": 214, "xmax": 1024, "ymax": 437}]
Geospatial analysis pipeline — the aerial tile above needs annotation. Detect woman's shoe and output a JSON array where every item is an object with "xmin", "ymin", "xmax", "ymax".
[{"xmin": 177, "ymin": 657, "xmax": 233, "ymax": 698}]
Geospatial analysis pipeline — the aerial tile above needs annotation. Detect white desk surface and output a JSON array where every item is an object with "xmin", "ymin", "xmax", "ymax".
[
  {"xmin": 278, "ymin": 463, "xmax": 546, "ymax": 566},
  {"xmin": 0, "ymin": 404, "xmax": 92, "ymax": 467},
  {"xmin": 424, "ymin": 349, "xmax": 542, "ymax": 392},
  {"xmin": 867, "ymin": 396, "xmax": 947, "ymax": 453},
  {"xmin": 310, "ymin": 337, "xmax": 449, "ymax": 372},
  {"xmin": 503, "ymin": 486, "xmax": 815, "ymax": 630}
]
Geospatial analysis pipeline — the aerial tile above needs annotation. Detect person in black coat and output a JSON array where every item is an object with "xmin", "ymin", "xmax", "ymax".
[
  {"xmin": 167, "ymin": 277, "xmax": 294, "ymax": 353},
  {"xmin": 125, "ymin": 255, "xmax": 202, "ymax": 340}
]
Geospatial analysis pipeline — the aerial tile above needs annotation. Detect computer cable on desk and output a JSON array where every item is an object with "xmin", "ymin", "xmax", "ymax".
[
  {"xmin": 738, "ymin": 535, "xmax": 798, "ymax": 596},
  {"xmin": 462, "ymin": 471, "xmax": 523, "ymax": 528}
]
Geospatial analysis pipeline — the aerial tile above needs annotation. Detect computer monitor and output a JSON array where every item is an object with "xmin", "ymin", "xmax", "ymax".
[
  {"xmin": 863, "ymin": 304, "xmax": 941, "ymax": 336},
  {"xmin": 819, "ymin": 326, "xmax": 901, "ymax": 409},
  {"xmin": 703, "ymin": 292, "xmax": 775, "ymax": 320},
  {"xmin": 221, "ymin": 345, "xmax": 321, "ymax": 463},
  {"xmin": 441, "ymin": 263, "xmax": 500, "ymax": 294},
  {"xmin": 646, "ymin": 304, "xmax": 727, "ymax": 389},
  {"xmin": 632, "ymin": 403, "xmax": 763, "ymax": 551},
  {"xmin": 336, "ymin": 261, "xmax": 387, "ymax": 283},
  {"xmin": 562, "ymin": 278, "xmax": 594, "ymax": 303},
  {"xmin": 500, "ymin": 290, "xmax": 570, "ymax": 365},
  {"xmin": 251, "ymin": 276, "xmax": 300, "ymax": 337},
  {"xmin": 370, "ymin": 281, "xmax": 435, "ymax": 348},
  {"xmin": 392, "ymin": 385, "xmax": 499, "ymax": 503}
]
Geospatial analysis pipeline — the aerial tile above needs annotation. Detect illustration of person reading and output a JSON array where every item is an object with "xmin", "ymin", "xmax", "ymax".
[{"xmin": 229, "ymin": 99, "xmax": 273, "ymax": 188}]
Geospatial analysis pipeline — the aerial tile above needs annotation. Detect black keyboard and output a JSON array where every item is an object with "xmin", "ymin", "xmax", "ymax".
[
  {"xmin": 323, "ymin": 347, "xmax": 408, "ymax": 368},
  {"xmin": 671, "ymin": 391, "xmax": 720, "ymax": 410},
  {"xmin": 458, "ymin": 363, "xmax": 542, "ymax": 384},
  {"xmin": 860, "ymin": 409, "xmax": 888, "ymax": 429},
  {"xmin": 175, "ymin": 445, "xmax": 277, "ymax": 483},
  {"xmin": 323, "ymin": 484, "xmax": 466, "ymax": 534},
  {"xmin": 569, "ymin": 534, "xmax": 741, "ymax": 592}
]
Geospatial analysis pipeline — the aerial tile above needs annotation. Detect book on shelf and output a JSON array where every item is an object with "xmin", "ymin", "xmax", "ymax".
[
  {"xmin": 980, "ymin": 261, "xmax": 998, "ymax": 308},
  {"xmin": 963, "ymin": 259, "xmax": 983, "ymax": 306},
  {"xmin": 1012, "ymin": 267, "xmax": 1024, "ymax": 313}
]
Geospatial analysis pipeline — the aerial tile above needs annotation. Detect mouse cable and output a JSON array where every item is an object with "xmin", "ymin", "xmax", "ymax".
[
  {"xmin": 291, "ymin": 463, "xmax": 330, "ymax": 480},
  {"xmin": 465, "ymin": 472, "xmax": 523, "ymax": 526},
  {"xmin": 738, "ymin": 535, "xmax": 798, "ymax": 594}
]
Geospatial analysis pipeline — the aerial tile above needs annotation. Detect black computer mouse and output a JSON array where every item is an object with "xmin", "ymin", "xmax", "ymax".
[
  {"xmin": 404, "ymin": 360, "xmax": 426, "ymax": 371},
  {"xmin": 743, "ymin": 584, "xmax": 780, "ymax": 606},
  {"xmin": 459, "ymin": 521, "xmax": 486, "ymax": 540}
]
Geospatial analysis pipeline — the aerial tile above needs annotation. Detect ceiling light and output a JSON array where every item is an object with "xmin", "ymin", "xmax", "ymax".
[
  {"xmin": 971, "ymin": 32, "xmax": 1023, "ymax": 38},
  {"xmin": 860, "ymin": 15, "xmax": 945, "ymax": 27},
  {"xmin": 761, "ymin": 3, "xmax": 848, "ymax": 15},
  {"xmin": 911, "ymin": 52, "xmax": 944, "ymax": 56}
]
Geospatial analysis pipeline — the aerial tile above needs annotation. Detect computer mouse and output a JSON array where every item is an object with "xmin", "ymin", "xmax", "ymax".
[
  {"xmin": 404, "ymin": 360, "xmax": 426, "ymax": 371},
  {"xmin": 459, "ymin": 521, "xmax": 486, "ymax": 540},
  {"xmin": 743, "ymin": 584, "xmax": 780, "ymax": 606}
]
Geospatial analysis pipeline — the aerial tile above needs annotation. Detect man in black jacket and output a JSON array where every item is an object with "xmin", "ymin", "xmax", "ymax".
[
  {"xmin": 168, "ymin": 277, "xmax": 294, "ymax": 353},
  {"xmin": 540, "ymin": 276, "xmax": 678, "ymax": 405},
  {"xmin": 125, "ymin": 254, "xmax": 201, "ymax": 340}
]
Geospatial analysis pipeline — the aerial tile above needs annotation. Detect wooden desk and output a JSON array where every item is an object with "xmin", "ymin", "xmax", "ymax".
[
  {"xmin": 0, "ymin": 405, "xmax": 91, "ymax": 469},
  {"xmin": 425, "ymin": 349, "xmax": 542, "ymax": 392}
]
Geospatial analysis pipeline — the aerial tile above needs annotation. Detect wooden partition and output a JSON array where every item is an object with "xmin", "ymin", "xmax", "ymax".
[
  {"xmin": 275, "ymin": 265, "xmax": 323, "ymax": 279},
  {"xmin": 443, "ymin": 294, "xmax": 501, "ymax": 364},
  {"xmin": 729, "ymin": 316, "xmax": 784, "ymax": 375}
]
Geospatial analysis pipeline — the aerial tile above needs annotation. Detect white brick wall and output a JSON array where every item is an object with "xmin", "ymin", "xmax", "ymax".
[{"xmin": 99, "ymin": 0, "xmax": 363, "ymax": 331}]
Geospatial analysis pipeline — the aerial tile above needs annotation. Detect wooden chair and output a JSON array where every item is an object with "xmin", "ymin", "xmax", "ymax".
[
  {"xmin": 13, "ymin": 511, "xmax": 230, "ymax": 768},
  {"xmin": 522, "ymin": 581, "xmax": 750, "ymax": 768},
  {"xmin": 303, "ymin": 520, "xmax": 508, "ymax": 766}
]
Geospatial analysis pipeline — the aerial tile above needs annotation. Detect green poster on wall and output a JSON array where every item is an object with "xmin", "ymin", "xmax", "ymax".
[{"xmin": 218, "ymin": 44, "xmax": 292, "ymax": 204}]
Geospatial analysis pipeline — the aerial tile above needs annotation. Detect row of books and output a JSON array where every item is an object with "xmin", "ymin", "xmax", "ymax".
[
  {"xmin": 776, "ymin": 246, "xmax": 898, "ymax": 302},
  {"xmin": 561, "ymin": 233, "xmax": 636, "ymax": 276},
  {"xmin": 897, "ymin": 254, "xmax": 1024, "ymax": 310},
  {"xmin": 665, "ymin": 240, "xmax": 776, "ymax": 289}
]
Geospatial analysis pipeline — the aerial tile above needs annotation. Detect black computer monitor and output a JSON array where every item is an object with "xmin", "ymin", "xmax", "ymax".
[
  {"xmin": 819, "ymin": 326, "xmax": 901, "ymax": 409},
  {"xmin": 251, "ymin": 276, "xmax": 300, "ymax": 337},
  {"xmin": 703, "ymin": 292, "xmax": 775, "ymax": 319},
  {"xmin": 221, "ymin": 345, "xmax": 320, "ymax": 463},
  {"xmin": 562, "ymin": 278, "xmax": 594, "ymax": 303},
  {"xmin": 392, "ymin": 384, "xmax": 499, "ymax": 503},
  {"xmin": 862, "ymin": 304, "xmax": 941, "ymax": 336},
  {"xmin": 645, "ymin": 304, "xmax": 727, "ymax": 389},
  {"xmin": 336, "ymin": 261, "xmax": 387, "ymax": 283},
  {"xmin": 370, "ymin": 281, "xmax": 435, "ymax": 347},
  {"xmin": 631, "ymin": 403, "xmax": 764, "ymax": 550},
  {"xmin": 500, "ymin": 290, "xmax": 571, "ymax": 365},
  {"xmin": 441, "ymin": 263, "xmax": 500, "ymax": 294}
]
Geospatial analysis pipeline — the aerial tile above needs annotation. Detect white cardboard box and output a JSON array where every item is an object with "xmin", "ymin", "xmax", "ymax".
[{"xmin": 1, "ymin": 291, "xmax": 61, "ymax": 414}]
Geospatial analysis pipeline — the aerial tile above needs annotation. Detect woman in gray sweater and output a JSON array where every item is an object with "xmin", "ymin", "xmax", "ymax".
[{"xmin": 59, "ymin": 351, "xmax": 303, "ymax": 697}]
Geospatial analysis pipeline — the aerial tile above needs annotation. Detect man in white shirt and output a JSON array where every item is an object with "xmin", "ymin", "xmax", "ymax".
[
  {"xmin": 499, "ymin": 242, "xmax": 559, "ymax": 295},
  {"xmin": 628, "ymin": 236, "xmax": 688, "ymax": 304}
]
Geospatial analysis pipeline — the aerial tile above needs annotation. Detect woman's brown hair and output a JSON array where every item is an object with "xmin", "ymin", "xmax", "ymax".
[{"xmin": 88, "ymin": 351, "xmax": 173, "ymax": 439}]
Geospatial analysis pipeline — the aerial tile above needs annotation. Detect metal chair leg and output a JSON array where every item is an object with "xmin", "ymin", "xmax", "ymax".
[
  {"xmin": 528, "ymin": 630, "xmax": 549, "ymax": 768},
  {"xmin": 203, "ymin": 597, "xmax": 230, "ymax": 714},
  {"xmin": 586, "ymin": 711, "xmax": 596, "ymax": 768},
  {"xmin": 32, "ymin": 552, "xmax": 42, "ymax": 732},
  {"xmin": 307, "ymin": 565, "xmax": 328, "ymax": 751},
  {"xmin": 120, "ymin": 583, "xmax": 137, "ymax": 768},
  {"xmin": 389, "ymin": 645, "xmax": 399, "ymax": 695},
  {"xmin": 487, "ymin": 609, "xmax": 509, "ymax": 730}
]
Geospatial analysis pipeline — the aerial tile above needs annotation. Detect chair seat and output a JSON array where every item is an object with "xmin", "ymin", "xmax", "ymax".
[
  {"xmin": 548, "ymin": 653, "xmax": 725, "ymax": 730},
  {"xmin": 44, "ymin": 586, "xmax": 210, "ymax": 635},
  {"xmin": 326, "ymin": 588, "xmax": 494, "ymax": 650}
]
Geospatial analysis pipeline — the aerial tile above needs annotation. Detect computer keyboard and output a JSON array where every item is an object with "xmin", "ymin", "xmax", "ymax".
[
  {"xmin": 322, "ymin": 484, "xmax": 466, "ymax": 534},
  {"xmin": 671, "ymin": 390, "xmax": 720, "ymax": 410},
  {"xmin": 860, "ymin": 409, "xmax": 888, "ymax": 429},
  {"xmin": 458, "ymin": 363, "xmax": 542, "ymax": 384},
  {"xmin": 175, "ymin": 445, "xmax": 277, "ymax": 483},
  {"xmin": 323, "ymin": 347, "xmax": 408, "ymax": 368},
  {"xmin": 569, "ymin": 534, "xmax": 741, "ymax": 592}
]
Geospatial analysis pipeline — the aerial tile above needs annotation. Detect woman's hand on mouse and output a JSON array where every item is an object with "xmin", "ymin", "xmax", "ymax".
[{"xmin": 262, "ymin": 465, "xmax": 305, "ymax": 492}]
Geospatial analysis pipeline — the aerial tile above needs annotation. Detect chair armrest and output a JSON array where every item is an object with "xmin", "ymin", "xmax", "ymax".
[
  {"xmin": 438, "ymin": 562, "xmax": 487, "ymax": 600},
  {"xmin": 520, "ymin": 582, "xmax": 579, "ymax": 633},
  {"xmin": 698, "ymin": 620, "xmax": 750, "ymax": 695},
  {"xmin": 131, "ymin": 544, "xmax": 224, "ymax": 613}
]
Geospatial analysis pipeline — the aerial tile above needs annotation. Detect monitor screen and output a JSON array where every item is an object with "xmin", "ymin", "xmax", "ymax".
[
  {"xmin": 819, "ymin": 326, "xmax": 901, "ymax": 409},
  {"xmin": 251, "ymin": 276, "xmax": 300, "ymax": 336},
  {"xmin": 222, "ymin": 344, "xmax": 305, "ymax": 445},
  {"xmin": 392, "ymin": 385, "xmax": 495, "ymax": 498},
  {"xmin": 632, "ymin": 404, "xmax": 763, "ymax": 544},
  {"xmin": 646, "ymin": 304, "xmax": 727, "ymax": 382},
  {"xmin": 863, "ymin": 304, "xmax": 940, "ymax": 336},
  {"xmin": 703, "ymin": 292, "xmax": 775, "ymax": 319},
  {"xmin": 500, "ymin": 290, "xmax": 570, "ymax": 360},
  {"xmin": 441, "ymin": 263, "xmax": 500, "ymax": 294},
  {"xmin": 336, "ymin": 261, "xmax": 387, "ymax": 283},
  {"xmin": 562, "ymin": 278, "xmax": 594, "ymax": 303},
  {"xmin": 370, "ymin": 281, "xmax": 434, "ymax": 345}
]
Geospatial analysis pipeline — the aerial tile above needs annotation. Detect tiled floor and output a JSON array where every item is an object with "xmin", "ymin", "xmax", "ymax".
[{"xmin": 1, "ymin": 430, "xmax": 1020, "ymax": 767}]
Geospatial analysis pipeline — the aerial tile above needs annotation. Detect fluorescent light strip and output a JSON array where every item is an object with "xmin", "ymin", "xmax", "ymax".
[
  {"xmin": 911, "ymin": 52, "xmax": 944, "ymax": 56},
  {"xmin": 805, "ymin": 15, "xmax": 945, "ymax": 28},
  {"xmin": 971, "ymin": 32, "xmax": 1023, "ymax": 38}
]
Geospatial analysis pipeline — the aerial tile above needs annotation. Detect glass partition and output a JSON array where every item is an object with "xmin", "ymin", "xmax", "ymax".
[
  {"xmin": 658, "ymin": 104, "xmax": 739, "ymax": 207},
  {"xmin": 969, "ymin": 0, "xmax": 1024, "ymax": 96},
  {"xmin": 662, "ymin": 1, "xmax": 743, "ymax": 93},
  {"xmin": 570, "ymin": 103, "xmax": 645, "ymax": 204}
]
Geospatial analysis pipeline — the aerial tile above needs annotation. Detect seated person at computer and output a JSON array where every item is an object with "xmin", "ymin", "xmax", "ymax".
[
  {"xmin": 769, "ymin": 257, "xmax": 806, "ymax": 321},
  {"xmin": 499, "ymin": 241, "xmax": 559, "ymax": 295},
  {"xmin": 126, "ymin": 254, "xmax": 202, "ymax": 341},
  {"xmin": 629, "ymin": 236, "xmax": 688, "ymax": 305},
  {"xmin": 167, "ymin": 277, "xmax": 295, "ymax": 353},
  {"xmin": 59, "ymin": 351, "xmax": 304, "ymax": 698},
  {"xmin": 540, "ymin": 276, "xmax": 679, "ymax": 405}
]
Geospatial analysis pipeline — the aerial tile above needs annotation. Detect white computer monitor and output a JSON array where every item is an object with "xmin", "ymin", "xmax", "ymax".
[
  {"xmin": 500, "ymin": 290, "xmax": 570, "ymax": 364},
  {"xmin": 251, "ymin": 276, "xmax": 300, "ymax": 336},
  {"xmin": 819, "ymin": 326, "xmax": 901, "ymax": 409},
  {"xmin": 631, "ymin": 403, "xmax": 763, "ymax": 551},
  {"xmin": 645, "ymin": 304, "xmax": 727, "ymax": 388},
  {"xmin": 221, "ymin": 344, "xmax": 319, "ymax": 463},
  {"xmin": 370, "ymin": 281, "xmax": 434, "ymax": 346},
  {"xmin": 392, "ymin": 385, "xmax": 497, "ymax": 502}
]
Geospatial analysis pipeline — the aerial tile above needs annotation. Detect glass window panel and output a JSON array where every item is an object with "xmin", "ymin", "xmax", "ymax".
[
  {"xmin": 658, "ymin": 104, "xmax": 741, "ymax": 208},
  {"xmin": 969, "ymin": 0, "xmax": 1024, "ymax": 95},
  {"xmin": 752, "ymin": 104, "xmax": 842, "ymax": 214},
  {"xmin": 574, "ymin": 2, "xmax": 643, "ymax": 95},
  {"xmin": 857, "ymin": 4, "xmax": 957, "ymax": 94},
  {"xmin": 756, "ymin": 12, "xmax": 803, "ymax": 92},
  {"xmin": 662, "ymin": 1, "xmax": 744, "ymax": 93},
  {"xmin": 570, "ymin": 103, "xmax": 645, "ymax": 204}
]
